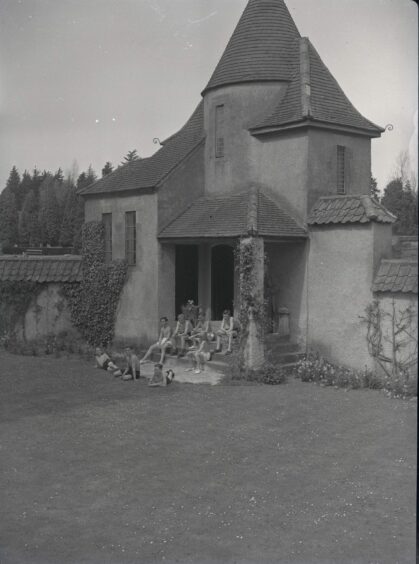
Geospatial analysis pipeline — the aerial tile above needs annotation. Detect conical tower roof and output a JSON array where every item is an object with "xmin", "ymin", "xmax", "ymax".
[
  {"xmin": 250, "ymin": 38, "xmax": 384, "ymax": 136},
  {"xmin": 202, "ymin": 0, "xmax": 301, "ymax": 94}
]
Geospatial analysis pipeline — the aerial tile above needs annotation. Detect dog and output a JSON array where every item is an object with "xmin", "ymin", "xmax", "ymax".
[{"xmin": 165, "ymin": 369, "xmax": 175, "ymax": 385}]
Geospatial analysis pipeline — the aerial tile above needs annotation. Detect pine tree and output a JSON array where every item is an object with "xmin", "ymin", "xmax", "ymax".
[
  {"xmin": 70, "ymin": 170, "xmax": 95, "ymax": 252},
  {"xmin": 381, "ymin": 178, "xmax": 418, "ymax": 235},
  {"xmin": 59, "ymin": 181, "xmax": 78, "ymax": 247},
  {"xmin": 120, "ymin": 149, "xmax": 140, "ymax": 166},
  {"xmin": 5, "ymin": 166, "xmax": 21, "ymax": 209},
  {"xmin": 102, "ymin": 161, "xmax": 113, "ymax": 177},
  {"xmin": 38, "ymin": 175, "xmax": 61, "ymax": 245},
  {"xmin": 0, "ymin": 187, "xmax": 19, "ymax": 247},
  {"xmin": 30, "ymin": 168, "xmax": 43, "ymax": 197},
  {"xmin": 17, "ymin": 171, "xmax": 33, "ymax": 212},
  {"xmin": 54, "ymin": 168, "xmax": 64, "ymax": 183},
  {"xmin": 370, "ymin": 175, "xmax": 379, "ymax": 201}
]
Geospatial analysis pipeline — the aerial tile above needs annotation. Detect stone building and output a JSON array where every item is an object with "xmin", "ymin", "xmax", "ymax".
[{"xmin": 78, "ymin": 0, "xmax": 408, "ymax": 369}]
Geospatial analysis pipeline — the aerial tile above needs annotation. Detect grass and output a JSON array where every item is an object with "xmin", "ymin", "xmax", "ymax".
[{"xmin": 0, "ymin": 350, "xmax": 416, "ymax": 564}]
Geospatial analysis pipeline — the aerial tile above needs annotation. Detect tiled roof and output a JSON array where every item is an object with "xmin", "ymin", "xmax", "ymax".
[
  {"xmin": 373, "ymin": 260, "xmax": 418, "ymax": 294},
  {"xmin": 252, "ymin": 39, "xmax": 383, "ymax": 136},
  {"xmin": 307, "ymin": 196, "xmax": 396, "ymax": 226},
  {"xmin": 203, "ymin": 0, "xmax": 301, "ymax": 94},
  {"xmin": 80, "ymin": 102, "xmax": 204, "ymax": 196},
  {"xmin": 159, "ymin": 189, "xmax": 307, "ymax": 239},
  {"xmin": 0, "ymin": 256, "xmax": 82, "ymax": 283}
]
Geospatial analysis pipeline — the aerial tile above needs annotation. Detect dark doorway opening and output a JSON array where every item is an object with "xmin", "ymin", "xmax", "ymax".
[
  {"xmin": 211, "ymin": 245, "xmax": 234, "ymax": 320},
  {"xmin": 175, "ymin": 245, "xmax": 198, "ymax": 316}
]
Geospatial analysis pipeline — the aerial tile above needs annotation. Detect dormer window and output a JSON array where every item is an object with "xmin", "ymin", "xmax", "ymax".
[
  {"xmin": 215, "ymin": 104, "xmax": 225, "ymax": 158},
  {"xmin": 102, "ymin": 213, "xmax": 112, "ymax": 263},
  {"xmin": 337, "ymin": 145, "xmax": 345, "ymax": 194}
]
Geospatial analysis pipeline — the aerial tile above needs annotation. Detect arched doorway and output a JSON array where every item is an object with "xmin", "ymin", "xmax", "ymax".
[
  {"xmin": 211, "ymin": 244, "xmax": 234, "ymax": 320},
  {"xmin": 175, "ymin": 245, "xmax": 198, "ymax": 316}
]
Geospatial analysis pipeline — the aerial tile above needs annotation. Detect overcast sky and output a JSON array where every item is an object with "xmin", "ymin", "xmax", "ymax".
[{"xmin": 0, "ymin": 0, "xmax": 417, "ymax": 191}]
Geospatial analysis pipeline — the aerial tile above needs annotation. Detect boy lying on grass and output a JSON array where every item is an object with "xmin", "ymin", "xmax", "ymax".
[{"xmin": 94, "ymin": 347, "xmax": 122, "ymax": 377}]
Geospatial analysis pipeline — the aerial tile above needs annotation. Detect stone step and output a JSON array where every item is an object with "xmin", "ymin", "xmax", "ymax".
[
  {"xmin": 266, "ymin": 351, "xmax": 305, "ymax": 365},
  {"xmin": 148, "ymin": 350, "xmax": 230, "ymax": 374},
  {"xmin": 265, "ymin": 341, "xmax": 300, "ymax": 354}
]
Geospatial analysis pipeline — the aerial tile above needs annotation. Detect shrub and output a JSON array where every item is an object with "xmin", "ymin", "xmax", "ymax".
[
  {"xmin": 63, "ymin": 222, "xmax": 128, "ymax": 346},
  {"xmin": 229, "ymin": 352, "xmax": 287, "ymax": 385},
  {"xmin": 293, "ymin": 352, "xmax": 416, "ymax": 399}
]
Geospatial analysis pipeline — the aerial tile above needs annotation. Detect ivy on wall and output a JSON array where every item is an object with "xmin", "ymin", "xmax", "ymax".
[
  {"xmin": 63, "ymin": 221, "xmax": 128, "ymax": 346},
  {"xmin": 235, "ymin": 237, "xmax": 267, "ymax": 338}
]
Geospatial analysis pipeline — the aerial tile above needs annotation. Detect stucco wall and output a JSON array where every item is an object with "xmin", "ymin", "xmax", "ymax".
[
  {"xmin": 204, "ymin": 82, "xmax": 289, "ymax": 194},
  {"xmin": 253, "ymin": 132, "xmax": 309, "ymax": 222},
  {"xmin": 307, "ymin": 129, "xmax": 371, "ymax": 214},
  {"xmin": 158, "ymin": 143, "xmax": 205, "ymax": 231},
  {"xmin": 266, "ymin": 241, "xmax": 308, "ymax": 346},
  {"xmin": 84, "ymin": 192, "xmax": 159, "ymax": 342},
  {"xmin": 373, "ymin": 223, "xmax": 393, "ymax": 272},
  {"xmin": 23, "ymin": 283, "xmax": 77, "ymax": 340},
  {"xmin": 307, "ymin": 224, "xmax": 375, "ymax": 369}
]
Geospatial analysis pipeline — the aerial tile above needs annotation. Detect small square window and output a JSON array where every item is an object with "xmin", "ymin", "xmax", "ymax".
[
  {"xmin": 215, "ymin": 104, "xmax": 225, "ymax": 158},
  {"xmin": 337, "ymin": 145, "xmax": 345, "ymax": 194},
  {"xmin": 125, "ymin": 211, "xmax": 136, "ymax": 265},
  {"xmin": 102, "ymin": 213, "xmax": 112, "ymax": 263}
]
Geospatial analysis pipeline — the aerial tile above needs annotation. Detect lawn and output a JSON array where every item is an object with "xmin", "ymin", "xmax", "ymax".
[{"xmin": 0, "ymin": 350, "xmax": 416, "ymax": 564}]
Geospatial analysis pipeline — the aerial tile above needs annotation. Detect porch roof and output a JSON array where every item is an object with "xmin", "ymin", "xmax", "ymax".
[{"xmin": 158, "ymin": 189, "xmax": 307, "ymax": 240}]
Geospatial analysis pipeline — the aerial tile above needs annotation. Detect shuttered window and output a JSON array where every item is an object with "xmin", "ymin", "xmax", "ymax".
[
  {"xmin": 215, "ymin": 104, "xmax": 225, "ymax": 158},
  {"xmin": 337, "ymin": 145, "xmax": 346, "ymax": 194},
  {"xmin": 102, "ymin": 213, "xmax": 112, "ymax": 263},
  {"xmin": 125, "ymin": 211, "xmax": 136, "ymax": 265}
]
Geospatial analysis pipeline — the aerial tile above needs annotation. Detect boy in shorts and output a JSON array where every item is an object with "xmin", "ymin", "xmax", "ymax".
[
  {"xmin": 94, "ymin": 347, "xmax": 122, "ymax": 377},
  {"xmin": 122, "ymin": 346, "xmax": 141, "ymax": 381}
]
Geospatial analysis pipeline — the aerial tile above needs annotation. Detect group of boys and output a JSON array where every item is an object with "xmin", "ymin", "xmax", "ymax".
[{"xmin": 94, "ymin": 309, "xmax": 237, "ymax": 381}]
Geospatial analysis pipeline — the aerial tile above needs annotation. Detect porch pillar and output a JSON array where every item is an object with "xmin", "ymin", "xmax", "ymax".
[
  {"xmin": 240, "ymin": 236, "xmax": 265, "ymax": 370},
  {"xmin": 198, "ymin": 244, "xmax": 211, "ymax": 314},
  {"xmin": 158, "ymin": 243, "xmax": 175, "ymax": 323}
]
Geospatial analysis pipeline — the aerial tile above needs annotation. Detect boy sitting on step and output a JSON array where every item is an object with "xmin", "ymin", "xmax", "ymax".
[
  {"xmin": 215, "ymin": 309, "xmax": 237, "ymax": 355},
  {"xmin": 140, "ymin": 317, "xmax": 173, "ymax": 365},
  {"xmin": 172, "ymin": 313, "xmax": 193, "ymax": 357},
  {"xmin": 186, "ymin": 333, "xmax": 212, "ymax": 374}
]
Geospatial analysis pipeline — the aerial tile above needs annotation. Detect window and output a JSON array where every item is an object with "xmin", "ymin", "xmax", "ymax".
[
  {"xmin": 125, "ymin": 211, "xmax": 136, "ymax": 265},
  {"xmin": 337, "ymin": 145, "xmax": 345, "ymax": 194},
  {"xmin": 215, "ymin": 104, "xmax": 225, "ymax": 158},
  {"xmin": 102, "ymin": 213, "xmax": 112, "ymax": 263}
]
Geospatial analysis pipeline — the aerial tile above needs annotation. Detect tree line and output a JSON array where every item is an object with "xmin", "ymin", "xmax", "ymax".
[
  {"xmin": 0, "ymin": 150, "xmax": 140, "ymax": 251},
  {"xmin": 0, "ymin": 148, "xmax": 416, "ymax": 250},
  {"xmin": 371, "ymin": 151, "xmax": 418, "ymax": 236}
]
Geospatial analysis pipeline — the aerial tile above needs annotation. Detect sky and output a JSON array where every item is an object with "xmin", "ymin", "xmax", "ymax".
[{"xmin": 0, "ymin": 0, "xmax": 417, "ymax": 192}]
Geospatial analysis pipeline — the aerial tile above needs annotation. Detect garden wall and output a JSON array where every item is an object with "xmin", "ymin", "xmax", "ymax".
[
  {"xmin": 374, "ymin": 294, "xmax": 418, "ymax": 378},
  {"xmin": 20, "ymin": 283, "xmax": 78, "ymax": 341},
  {"xmin": 307, "ymin": 223, "xmax": 376, "ymax": 370}
]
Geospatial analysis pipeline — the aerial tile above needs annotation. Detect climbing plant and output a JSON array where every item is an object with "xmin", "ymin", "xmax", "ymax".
[
  {"xmin": 233, "ymin": 236, "xmax": 267, "ymax": 374},
  {"xmin": 63, "ymin": 221, "xmax": 127, "ymax": 346},
  {"xmin": 361, "ymin": 298, "xmax": 417, "ymax": 380},
  {"xmin": 235, "ymin": 237, "xmax": 267, "ymax": 338}
]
